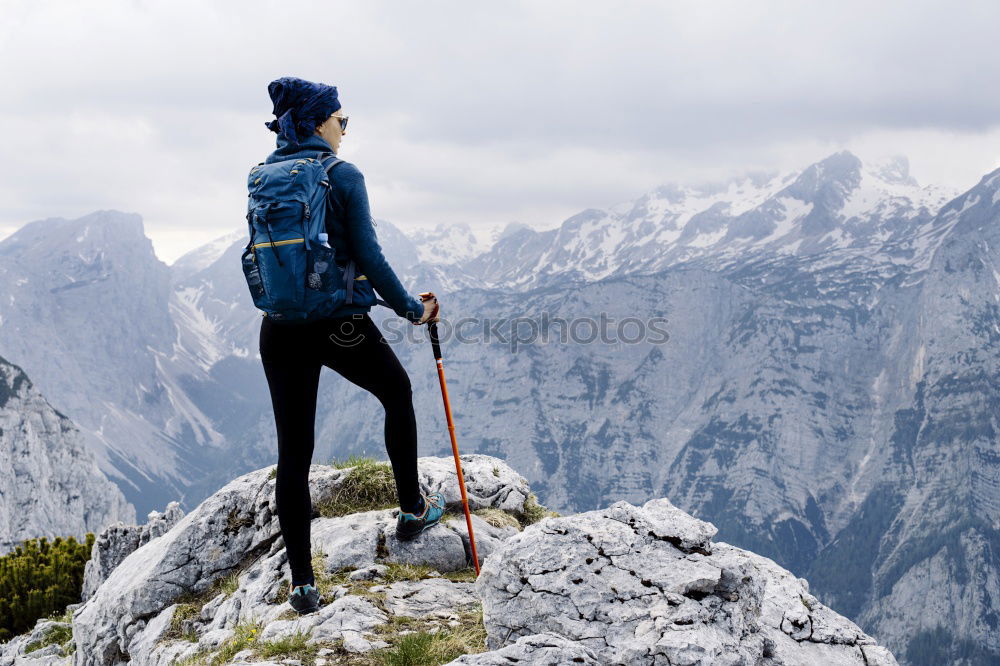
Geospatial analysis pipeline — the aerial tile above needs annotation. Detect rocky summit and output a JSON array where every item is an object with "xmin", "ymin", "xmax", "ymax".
[{"xmin": 0, "ymin": 455, "xmax": 897, "ymax": 665}]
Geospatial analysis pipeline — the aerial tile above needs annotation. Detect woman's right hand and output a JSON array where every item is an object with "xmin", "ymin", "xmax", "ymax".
[{"xmin": 415, "ymin": 292, "xmax": 440, "ymax": 325}]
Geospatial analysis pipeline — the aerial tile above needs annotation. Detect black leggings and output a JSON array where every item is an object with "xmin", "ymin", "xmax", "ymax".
[{"xmin": 259, "ymin": 313, "xmax": 421, "ymax": 587}]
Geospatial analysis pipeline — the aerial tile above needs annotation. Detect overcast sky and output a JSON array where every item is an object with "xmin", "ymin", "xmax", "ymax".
[{"xmin": 2, "ymin": 0, "xmax": 1000, "ymax": 264}]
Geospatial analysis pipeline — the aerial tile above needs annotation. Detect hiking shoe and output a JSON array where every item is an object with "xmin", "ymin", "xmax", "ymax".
[
  {"xmin": 287, "ymin": 583, "xmax": 320, "ymax": 615},
  {"xmin": 396, "ymin": 491, "xmax": 446, "ymax": 541}
]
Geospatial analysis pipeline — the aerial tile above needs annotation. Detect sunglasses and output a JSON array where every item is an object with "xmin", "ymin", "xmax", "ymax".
[{"xmin": 330, "ymin": 114, "xmax": 349, "ymax": 132}]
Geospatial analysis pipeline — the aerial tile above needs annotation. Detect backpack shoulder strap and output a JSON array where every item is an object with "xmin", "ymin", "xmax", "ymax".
[
  {"xmin": 319, "ymin": 154, "xmax": 346, "ymax": 216},
  {"xmin": 320, "ymin": 154, "xmax": 343, "ymax": 174}
]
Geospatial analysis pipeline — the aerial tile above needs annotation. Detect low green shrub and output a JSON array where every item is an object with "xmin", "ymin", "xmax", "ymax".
[{"xmin": 0, "ymin": 534, "xmax": 94, "ymax": 641}]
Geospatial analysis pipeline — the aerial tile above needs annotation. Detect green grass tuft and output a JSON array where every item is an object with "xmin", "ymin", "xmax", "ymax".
[
  {"xmin": 382, "ymin": 631, "xmax": 437, "ymax": 666},
  {"xmin": 160, "ymin": 563, "xmax": 251, "ymax": 646},
  {"xmin": 514, "ymin": 492, "xmax": 558, "ymax": 528},
  {"xmin": 163, "ymin": 602, "xmax": 201, "ymax": 643},
  {"xmin": 330, "ymin": 453, "xmax": 380, "ymax": 469},
  {"xmin": 224, "ymin": 508, "xmax": 254, "ymax": 534},
  {"xmin": 442, "ymin": 568, "xmax": 479, "ymax": 583},
  {"xmin": 367, "ymin": 558, "xmax": 477, "ymax": 584},
  {"xmin": 24, "ymin": 622, "xmax": 73, "ymax": 654},
  {"xmin": 472, "ymin": 508, "xmax": 522, "ymax": 531},
  {"xmin": 317, "ymin": 458, "xmax": 399, "ymax": 517},
  {"xmin": 309, "ymin": 550, "xmax": 354, "ymax": 596},
  {"xmin": 46, "ymin": 608, "xmax": 74, "ymax": 624},
  {"xmin": 372, "ymin": 603, "xmax": 487, "ymax": 666},
  {"xmin": 256, "ymin": 630, "xmax": 318, "ymax": 659},
  {"xmin": 219, "ymin": 571, "xmax": 240, "ymax": 597},
  {"xmin": 175, "ymin": 619, "xmax": 264, "ymax": 666}
]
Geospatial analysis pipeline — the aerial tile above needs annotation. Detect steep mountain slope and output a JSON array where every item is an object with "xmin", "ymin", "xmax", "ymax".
[
  {"xmin": 846, "ymin": 173, "xmax": 1000, "ymax": 662},
  {"xmin": 0, "ymin": 354, "xmax": 134, "ymax": 552},
  {"xmin": 0, "ymin": 211, "xmax": 229, "ymax": 513}
]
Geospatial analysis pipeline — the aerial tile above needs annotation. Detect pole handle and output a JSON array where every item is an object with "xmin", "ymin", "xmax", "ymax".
[{"xmin": 428, "ymin": 320, "xmax": 443, "ymax": 360}]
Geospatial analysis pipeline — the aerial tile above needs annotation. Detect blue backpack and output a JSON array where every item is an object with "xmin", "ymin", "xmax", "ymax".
[{"xmin": 242, "ymin": 153, "xmax": 387, "ymax": 322}]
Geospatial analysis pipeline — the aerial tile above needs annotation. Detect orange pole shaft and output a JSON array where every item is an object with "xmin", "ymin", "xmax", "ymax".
[{"xmin": 433, "ymin": 357, "xmax": 481, "ymax": 575}]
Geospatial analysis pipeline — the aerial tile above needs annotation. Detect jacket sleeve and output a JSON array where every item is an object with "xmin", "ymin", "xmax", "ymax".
[{"xmin": 341, "ymin": 166, "xmax": 424, "ymax": 321}]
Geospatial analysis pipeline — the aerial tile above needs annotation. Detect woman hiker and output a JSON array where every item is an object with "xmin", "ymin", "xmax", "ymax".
[{"xmin": 257, "ymin": 76, "xmax": 445, "ymax": 615}]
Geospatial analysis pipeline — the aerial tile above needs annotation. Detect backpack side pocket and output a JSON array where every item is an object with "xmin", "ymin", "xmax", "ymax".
[
  {"xmin": 306, "ymin": 242, "xmax": 341, "ymax": 293},
  {"xmin": 241, "ymin": 243, "xmax": 267, "ymax": 306}
]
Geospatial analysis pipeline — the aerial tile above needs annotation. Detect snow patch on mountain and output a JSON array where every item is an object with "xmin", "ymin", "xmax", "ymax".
[
  {"xmin": 169, "ymin": 228, "xmax": 244, "ymax": 280},
  {"xmin": 409, "ymin": 222, "xmax": 496, "ymax": 264}
]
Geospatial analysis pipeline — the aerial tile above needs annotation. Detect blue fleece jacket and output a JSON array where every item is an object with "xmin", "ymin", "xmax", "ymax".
[{"xmin": 263, "ymin": 133, "xmax": 424, "ymax": 322}]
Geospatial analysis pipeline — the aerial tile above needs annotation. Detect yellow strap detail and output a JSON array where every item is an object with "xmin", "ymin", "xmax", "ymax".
[{"xmin": 252, "ymin": 238, "xmax": 304, "ymax": 249}]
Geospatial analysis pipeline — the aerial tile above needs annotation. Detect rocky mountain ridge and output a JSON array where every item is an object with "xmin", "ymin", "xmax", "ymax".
[
  {"xmin": 0, "ymin": 354, "xmax": 134, "ymax": 553},
  {"xmin": 0, "ymin": 455, "xmax": 897, "ymax": 665},
  {"xmin": 454, "ymin": 151, "xmax": 957, "ymax": 291}
]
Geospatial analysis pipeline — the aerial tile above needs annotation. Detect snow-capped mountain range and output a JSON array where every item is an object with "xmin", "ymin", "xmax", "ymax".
[
  {"xmin": 457, "ymin": 152, "xmax": 957, "ymax": 291},
  {"xmin": 0, "ymin": 149, "xmax": 996, "ymax": 663}
]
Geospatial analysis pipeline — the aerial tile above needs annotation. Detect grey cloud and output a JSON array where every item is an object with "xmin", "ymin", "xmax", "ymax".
[{"xmin": 3, "ymin": 0, "xmax": 1000, "ymax": 262}]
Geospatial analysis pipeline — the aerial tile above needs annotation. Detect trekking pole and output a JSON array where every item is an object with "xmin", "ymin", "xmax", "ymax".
[{"xmin": 425, "ymin": 314, "xmax": 481, "ymax": 575}]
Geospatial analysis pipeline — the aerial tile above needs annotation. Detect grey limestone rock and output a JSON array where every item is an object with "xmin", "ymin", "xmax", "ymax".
[
  {"xmin": 0, "ymin": 356, "xmax": 135, "ymax": 554},
  {"xmin": 0, "ymin": 620, "xmax": 73, "ymax": 666},
  {"xmin": 71, "ymin": 465, "xmax": 289, "ymax": 664},
  {"xmin": 81, "ymin": 502, "xmax": 185, "ymax": 601},
  {"xmin": 474, "ymin": 497, "xmax": 898, "ymax": 665},
  {"xmin": 1, "ymin": 453, "xmax": 899, "ymax": 666},
  {"xmin": 382, "ymin": 579, "xmax": 479, "ymax": 618},
  {"xmin": 62, "ymin": 455, "xmax": 527, "ymax": 665},
  {"xmin": 444, "ymin": 631, "xmax": 600, "ymax": 665}
]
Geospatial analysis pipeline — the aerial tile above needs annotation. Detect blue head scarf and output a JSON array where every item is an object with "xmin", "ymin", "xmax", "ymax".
[{"xmin": 264, "ymin": 76, "xmax": 342, "ymax": 146}]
